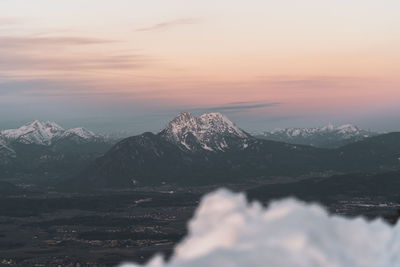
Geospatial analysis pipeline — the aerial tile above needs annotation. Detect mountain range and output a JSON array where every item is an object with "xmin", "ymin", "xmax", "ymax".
[
  {"xmin": 1, "ymin": 113, "xmax": 399, "ymax": 190},
  {"xmin": 253, "ymin": 124, "xmax": 377, "ymax": 148},
  {"xmin": 0, "ymin": 121, "xmax": 115, "ymax": 183},
  {"xmin": 73, "ymin": 112, "xmax": 400, "ymax": 189}
]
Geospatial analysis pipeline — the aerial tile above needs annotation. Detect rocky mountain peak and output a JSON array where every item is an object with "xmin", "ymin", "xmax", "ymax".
[{"xmin": 159, "ymin": 112, "xmax": 250, "ymax": 151}]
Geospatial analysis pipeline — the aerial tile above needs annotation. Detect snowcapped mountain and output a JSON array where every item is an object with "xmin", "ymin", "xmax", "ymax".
[
  {"xmin": 0, "ymin": 121, "xmax": 115, "ymax": 180},
  {"xmin": 1, "ymin": 120, "xmax": 64, "ymax": 146},
  {"xmin": 0, "ymin": 121, "xmax": 105, "ymax": 146},
  {"xmin": 254, "ymin": 124, "xmax": 377, "ymax": 148},
  {"xmin": 0, "ymin": 120, "xmax": 112, "ymax": 166},
  {"xmin": 159, "ymin": 112, "xmax": 251, "ymax": 151},
  {"xmin": 76, "ymin": 113, "xmax": 400, "ymax": 188}
]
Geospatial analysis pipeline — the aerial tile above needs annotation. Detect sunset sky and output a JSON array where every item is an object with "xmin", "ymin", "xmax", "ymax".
[{"xmin": 0, "ymin": 0, "xmax": 399, "ymax": 133}]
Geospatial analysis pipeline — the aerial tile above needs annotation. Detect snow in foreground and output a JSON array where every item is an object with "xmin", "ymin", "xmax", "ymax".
[{"xmin": 121, "ymin": 189, "xmax": 400, "ymax": 267}]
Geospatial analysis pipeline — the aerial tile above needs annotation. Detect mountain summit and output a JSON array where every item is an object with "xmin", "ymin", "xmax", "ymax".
[{"xmin": 159, "ymin": 112, "xmax": 251, "ymax": 151}]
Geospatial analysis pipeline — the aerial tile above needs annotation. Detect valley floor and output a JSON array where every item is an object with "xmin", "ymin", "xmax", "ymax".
[{"xmin": 0, "ymin": 178, "xmax": 399, "ymax": 266}]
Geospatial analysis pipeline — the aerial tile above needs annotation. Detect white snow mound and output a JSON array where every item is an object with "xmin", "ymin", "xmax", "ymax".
[{"xmin": 121, "ymin": 189, "xmax": 400, "ymax": 267}]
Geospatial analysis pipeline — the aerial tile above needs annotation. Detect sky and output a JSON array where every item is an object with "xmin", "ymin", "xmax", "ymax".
[{"xmin": 0, "ymin": 0, "xmax": 399, "ymax": 133}]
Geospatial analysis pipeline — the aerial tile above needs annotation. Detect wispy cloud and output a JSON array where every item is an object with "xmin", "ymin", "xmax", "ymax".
[
  {"xmin": 256, "ymin": 76, "xmax": 378, "ymax": 90},
  {"xmin": 0, "ymin": 36, "xmax": 116, "ymax": 48},
  {"xmin": 0, "ymin": 15, "xmax": 148, "ymax": 75},
  {"xmin": 0, "ymin": 31, "xmax": 152, "ymax": 75},
  {"xmin": 135, "ymin": 18, "xmax": 200, "ymax": 32},
  {"xmin": 0, "ymin": 24, "xmax": 158, "ymax": 100},
  {"xmin": 0, "ymin": 53, "xmax": 150, "ymax": 72},
  {"xmin": 191, "ymin": 102, "xmax": 282, "ymax": 113},
  {"xmin": 0, "ymin": 74, "xmax": 174, "ymax": 99}
]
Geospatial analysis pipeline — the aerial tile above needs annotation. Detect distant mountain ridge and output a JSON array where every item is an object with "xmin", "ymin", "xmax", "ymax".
[
  {"xmin": 254, "ymin": 124, "xmax": 377, "ymax": 148},
  {"xmin": 2, "ymin": 114, "xmax": 399, "ymax": 188},
  {"xmin": 0, "ymin": 120, "xmax": 105, "ymax": 146}
]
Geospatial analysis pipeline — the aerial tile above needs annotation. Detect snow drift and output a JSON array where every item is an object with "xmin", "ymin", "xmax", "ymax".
[{"xmin": 121, "ymin": 189, "xmax": 400, "ymax": 267}]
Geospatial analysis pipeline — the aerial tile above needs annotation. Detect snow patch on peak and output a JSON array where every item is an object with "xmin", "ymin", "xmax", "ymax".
[
  {"xmin": 320, "ymin": 123, "xmax": 335, "ymax": 131},
  {"xmin": 62, "ymin": 127, "xmax": 98, "ymax": 140},
  {"xmin": 199, "ymin": 112, "xmax": 247, "ymax": 138},
  {"xmin": 337, "ymin": 124, "xmax": 359, "ymax": 134},
  {"xmin": 168, "ymin": 112, "xmax": 199, "ymax": 135},
  {"xmin": 175, "ymin": 112, "xmax": 196, "ymax": 121},
  {"xmin": 338, "ymin": 123, "xmax": 357, "ymax": 129}
]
